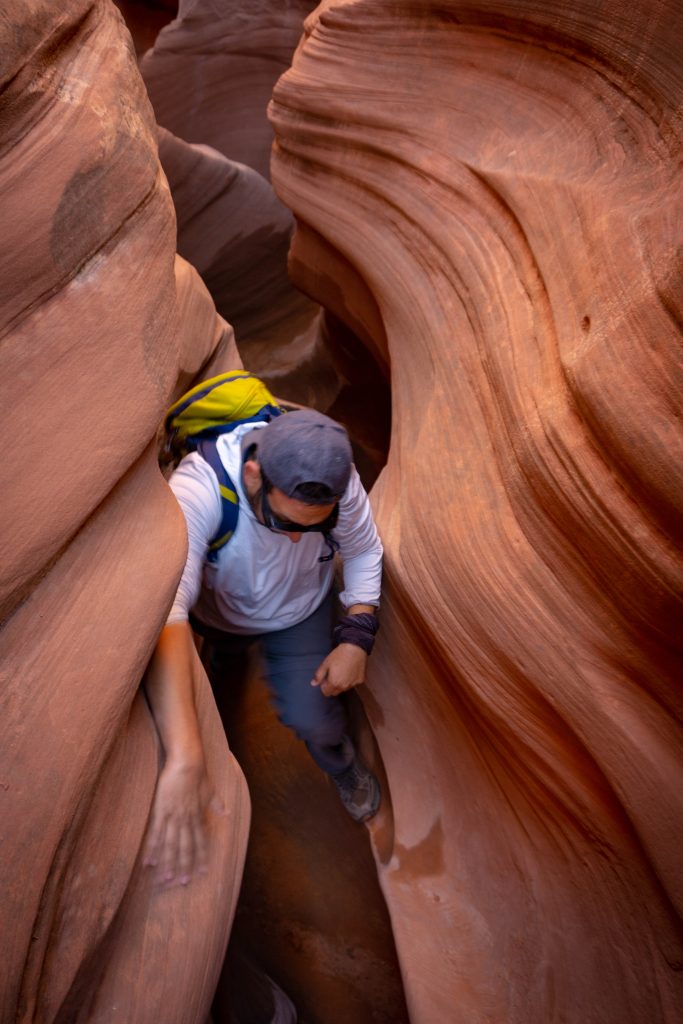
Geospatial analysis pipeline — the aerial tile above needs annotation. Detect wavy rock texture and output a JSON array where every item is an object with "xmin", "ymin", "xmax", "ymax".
[
  {"xmin": 141, "ymin": 0, "xmax": 317, "ymax": 180},
  {"xmin": 270, "ymin": 2, "xmax": 683, "ymax": 1022},
  {"xmin": 0, "ymin": 3, "xmax": 248, "ymax": 1020}
]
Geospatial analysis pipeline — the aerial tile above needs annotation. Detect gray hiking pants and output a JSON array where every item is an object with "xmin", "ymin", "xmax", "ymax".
[{"xmin": 191, "ymin": 589, "xmax": 354, "ymax": 776}]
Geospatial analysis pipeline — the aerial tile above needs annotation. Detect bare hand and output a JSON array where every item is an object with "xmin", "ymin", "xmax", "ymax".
[
  {"xmin": 311, "ymin": 643, "xmax": 368, "ymax": 696},
  {"xmin": 142, "ymin": 758, "xmax": 224, "ymax": 888}
]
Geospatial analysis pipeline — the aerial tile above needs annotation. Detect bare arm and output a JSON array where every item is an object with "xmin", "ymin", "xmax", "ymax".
[{"xmin": 143, "ymin": 621, "xmax": 222, "ymax": 887}]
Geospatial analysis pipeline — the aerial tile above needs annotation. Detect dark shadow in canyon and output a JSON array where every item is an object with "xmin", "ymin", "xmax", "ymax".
[
  {"xmin": 113, "ymin": 0, "xmax": 177, "ymax": 55},
  {"xmin": 205, "ymin": 643, "xmax": 408, "ymax": 1024}
]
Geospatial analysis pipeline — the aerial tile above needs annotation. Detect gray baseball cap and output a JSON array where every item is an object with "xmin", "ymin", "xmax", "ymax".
[{"xmin": 253, "ymin": 409, "xmax": 352, "ymax": 503}]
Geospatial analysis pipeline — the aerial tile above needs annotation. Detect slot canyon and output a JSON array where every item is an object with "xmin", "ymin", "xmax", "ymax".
[{"xmin": 0, "ymin": 1, "xmax": 681, "ymax": 1022}]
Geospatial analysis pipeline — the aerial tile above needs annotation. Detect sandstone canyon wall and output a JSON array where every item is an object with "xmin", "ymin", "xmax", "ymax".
[
  {"xmin": 0, "ymin": 3, "xmax": 249, "ymax": 1020},
  {"xmin": 270, "ymin": 2, "xmax": 683, "ymax": 1022}
]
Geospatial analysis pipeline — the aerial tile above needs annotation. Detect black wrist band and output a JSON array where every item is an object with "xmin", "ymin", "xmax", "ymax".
[{"xmin": 333, "ymin": 613, "xmax": 380, "ymax": 655}]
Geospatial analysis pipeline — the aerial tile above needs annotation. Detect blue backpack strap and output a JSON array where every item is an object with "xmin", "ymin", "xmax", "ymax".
[{"xmin": 196, "ymin": 439, "xmax": 239, "ymax": 564}]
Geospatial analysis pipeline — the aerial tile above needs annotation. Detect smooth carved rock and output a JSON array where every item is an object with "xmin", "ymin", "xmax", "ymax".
[
  {"xmin": 0, "ymin": 3, "xmax": 247, "ymax": 1020},
  {"xmin": 270, "ymin": 2, "xmax": 683, "ymax": 1021},
  {"xmin": 141, "ymin": 0, "xmax": 318, "ymax": 181}
]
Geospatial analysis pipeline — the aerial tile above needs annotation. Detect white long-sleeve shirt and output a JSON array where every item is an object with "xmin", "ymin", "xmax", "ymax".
[{"xmin": 166, "ymin": 421, "xmax": 383, "ymax": 634}]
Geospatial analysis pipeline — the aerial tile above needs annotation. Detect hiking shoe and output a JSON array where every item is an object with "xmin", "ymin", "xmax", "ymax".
[{"xmin": 331, "ymin": 756, "xmax": 381, "ymax": 822}]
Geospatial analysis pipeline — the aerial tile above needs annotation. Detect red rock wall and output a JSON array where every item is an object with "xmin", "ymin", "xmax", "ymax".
[
  {"xmin": 270, "ymin": 2, "xmax": 683, "ymax": 1021},
  {"xmin": 0, "ymin": 3, "xmax": 248, "ymax": 1020}
]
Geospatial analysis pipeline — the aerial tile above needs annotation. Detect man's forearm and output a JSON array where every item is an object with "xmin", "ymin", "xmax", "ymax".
[
  {"xmin": 143, "ymin": 621, "xmax": 221, "ymax": 885},
  {"xmin": 145, "ymin": 621, "xmax": 203, "ymax": 767}
]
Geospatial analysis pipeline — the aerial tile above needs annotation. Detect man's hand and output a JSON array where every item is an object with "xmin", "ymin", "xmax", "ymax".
[
  {"xmin": 311, "ymin": 643, "xmax": 368, "ymax": 696},
  {"xmin": 142, "ymin": 756, "xmax": 224, "ymax": 888}
]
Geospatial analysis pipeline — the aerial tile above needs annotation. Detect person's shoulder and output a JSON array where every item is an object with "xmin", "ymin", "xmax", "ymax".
[
  {"xmin": 169, "ymin": 451, "xmax": 222, "ymax": 503},
  {"xmin": 171, "ymin": 450, "xmax": 216, "ymax": 481},
  {"xmin": 336, "ymin": 466, "xmax": 370, "ymax": 523},
  {"xmin": 341, "ymin": 465, "xmax": 366, "ymax": 503}
]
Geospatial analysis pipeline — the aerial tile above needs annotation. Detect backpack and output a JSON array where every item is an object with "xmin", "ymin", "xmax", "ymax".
[{"xmin": 164, "ymin": 370, "xmax": 283, "ymax": 562}]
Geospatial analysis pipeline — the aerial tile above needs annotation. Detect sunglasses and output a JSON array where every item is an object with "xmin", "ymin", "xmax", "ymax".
[{"xmin": 260, "ymin": 482, "xmax": 339, "ymax": 535}]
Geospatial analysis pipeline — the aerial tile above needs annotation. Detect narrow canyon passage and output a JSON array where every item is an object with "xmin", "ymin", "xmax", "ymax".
[
  {"xmin": 1, "ymin": 1, "xmax": 681, "ymax": 1023},
  {"xmin": 118, "ymin": 9, "xmax": 406, "ymax": 1019},
  {"xmin": 209, "ymin": 645, "xmax": 408, "ymax": 1024}
]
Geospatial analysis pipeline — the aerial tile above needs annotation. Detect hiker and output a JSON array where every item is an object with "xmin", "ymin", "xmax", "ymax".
[{"xmin": 143, "ymin": 384, "xmax": 383, "ymax": 887}]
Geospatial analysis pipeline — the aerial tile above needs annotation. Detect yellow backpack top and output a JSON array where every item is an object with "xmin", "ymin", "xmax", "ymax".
[{"xmin": 164, "ymin": 370, "xmax": 283, "ymax": 561}]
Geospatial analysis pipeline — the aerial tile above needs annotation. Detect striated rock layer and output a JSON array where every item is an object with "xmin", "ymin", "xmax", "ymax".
[
  {"xmin": 0, "ymin": 3, "xmax": 248, "ymax": 1020},
  {"xmin": 270, "ymin": 2, "xmax": 683, "ymax": 1022}
]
